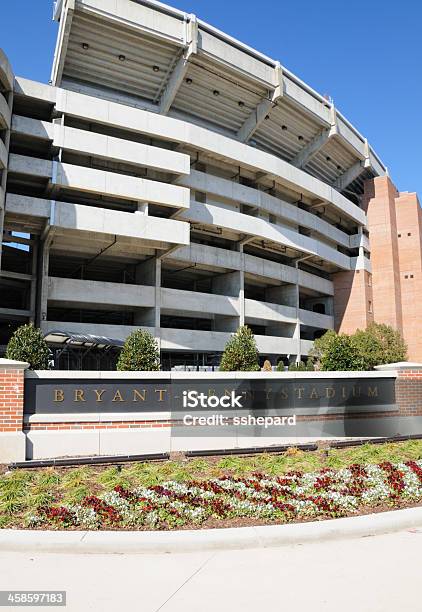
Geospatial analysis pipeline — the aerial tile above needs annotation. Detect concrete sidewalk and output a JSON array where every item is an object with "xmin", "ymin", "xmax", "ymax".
[{"xmin": 1, "ymin": 527, "xmax": 421, "ymax": 611}]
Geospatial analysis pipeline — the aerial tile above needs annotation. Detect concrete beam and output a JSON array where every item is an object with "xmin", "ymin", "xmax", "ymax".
[
  {"xmin": 159, "ymin": 16, "xmax": 198, "ymax": 114},
  {"xmin": 236, "ymin": 63, "xmax": 283, "ymax": 143},
  {"xmin": 8, "ymin": 154, "xmax": 190, "ymax": 210},
  {"xmin": 0, "ymin": 308, "xmax": 32, "ymax": 318},
  {"xmin": 180, "ymin": 200, "xmax": 351, "ymax": 270},
  {"xmin": 333, "ymin": 142, "xmax": 371, "ymax": 191},
  {"xmin": 51, "ymin": 0, "xmax": 75, "ymax": 86},
  {"xmin": 291, "ymin": 128, "xmax": 330, "ymax": 169},
  {"xmin": 12, "ymin": 116, "xmax": 190, "ymax": 176},
  {"xmin": 5, "ymin": 194, "xmax": 190, "ymax": 248},
  {"xmin": 291, "ymin": 105, "xmax": 337, "ymax": 169}
]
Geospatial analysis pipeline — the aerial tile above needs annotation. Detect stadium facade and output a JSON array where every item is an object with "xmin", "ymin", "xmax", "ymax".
[{"xmin": 0, "ymin": 0, "xmax": 421, "ymax": 368}]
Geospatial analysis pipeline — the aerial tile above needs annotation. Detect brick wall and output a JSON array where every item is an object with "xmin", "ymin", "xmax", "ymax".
[
  {"xmin": 0, "ymin": 363, "xmax": 421, "ymax": 462},
  {"xmin": 395, "ymin": 192, "xmax": 422, "ymax": 362},
  {"xmin": 0, "ymin": 359, "xmax": 29, "ymax": 462},
  {"xmin": 332, "ymin": 268, "xmax": 374, "ymax": 334},
  {"xmin": 395, "ymin": 368, "xmax": 422, "ymax": 416},
  {"xmin": 0, "ymin": 366, "xmax": 26, "ymax": 433}
]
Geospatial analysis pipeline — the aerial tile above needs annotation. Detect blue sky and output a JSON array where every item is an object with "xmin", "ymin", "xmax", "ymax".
[{"xmin": 1, "ymin": 0, "xmax": 421, "ymax": 198}]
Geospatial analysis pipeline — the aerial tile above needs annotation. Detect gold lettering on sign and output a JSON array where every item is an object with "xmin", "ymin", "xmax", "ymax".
[
  {"xmin": 54, "ymin": 389, "xmax": 64, "ymax": 402},
  {"xmin": 280, "ymin": 388, "xmax": 288, "ymax": 400},
  {"xmin": 325, "ymin": 387, "xmax": 335, "ymax": 399},
  {"xmin": 342, "ymin": 386, "xmax": 347, "ymax": 399},
  {"xmin": 309, "ymin": 388, "xmax": 319, "ymax": 399},
  {"xmin": 94, "ymin": 390, "xmax": 106, "ymax": 402},
  {"xmin": 295, "ymin": 387, "xmax": 305, "ymax": 399},
  {"xmin": 112, "ymin": 390, "xmax": 125, "ymax": 402},
  {"xmin": 155, "ymin": 389, "xmax": 168, "ymax": 402},
  {"xmin": 352, "ymin": 386, "xmax": 361, "ymax": 398},
  {"xmin": 74, "ymin": 389, "xmax": 85, "ymax": 402},
  {"xmin": 265, "ymin": 388, "xmax": 272, "ymax": 400},
  {"xmin": 368, "ymin": 386, "xmax": 378, "ymax": 398},
  {"xmin": 133, "ymin": 389, "xmax": 146, "ymax": 402}
]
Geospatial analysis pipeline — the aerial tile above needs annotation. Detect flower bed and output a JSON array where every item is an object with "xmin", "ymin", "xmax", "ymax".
[{"xmin": 28, "ymin": 460, "xmax": 422, "ymax": 530}]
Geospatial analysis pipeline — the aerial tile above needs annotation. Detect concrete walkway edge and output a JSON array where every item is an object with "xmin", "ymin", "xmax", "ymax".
[{"xmin": 1, "ymin": 507, "xmax": 422, "ymax": 554}]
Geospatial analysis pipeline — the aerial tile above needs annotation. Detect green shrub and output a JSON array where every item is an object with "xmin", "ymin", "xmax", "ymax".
[
  {"xmin": 5, "ymin": 324, "xmax": 50, "ymax": 370},
  {"xmin": 219, "ymin": 326, "xmax": 260, "ymax": 371},
  {"xmin": 276, "ymin": 361, "xmax": 286, "ymax": 372},
  {"xmin": 352, "ymin": 323, "xmax": 407, "ymax": 368},
  {"xmin": 288, "ymin": 360, "xmax": 314, "ymax": 372},
  {"xmin": 117, "ymin": 329, "xmax": 160, "ymax": 371},
  {"xmin": 308, "ymin": 330, "xmax": 338, "ymax": 370},
  {"xmin": 319, "ymin": 333, "xmax": 364, "ymax": 371},
  {"xmin": 351, "ymin": 328, "xmax": 383, "ymax": 370}
]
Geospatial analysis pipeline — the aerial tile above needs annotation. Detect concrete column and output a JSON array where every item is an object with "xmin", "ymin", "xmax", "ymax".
[
  {"xmin": 265, "ymin": 284, "xmax": 297, "ymax": 307},
  {"xmin": 136, "ymin": 202, "xmax": 149, "ymax": 215},
  {"xmin": 212, "ymin": 270, "xmax": 241, "ymax": 297},
  {"xmin": 0, "ymin": 90, "xmax": 13, "ymax": 271},
  {"xmin": 212, "ymin": 269, "xmax": 241, "ymax": 331},
  {"xmin": 135, "ymin": 257, "xmax": 156, "ymax": 286},
  {"xmin": 154, "ymin": 258, "xmax": 162, "ymax": 350},
  {"xmin": 133, "ymin": 258, "xmax": 161, "ymax": 347},
  {"xmin": 37, "ymin": 231, "xmax": 54, "ymax": 326},
  {"xmin": 239, "ymin": 246, "xmax": 245, "ymax": 326},
  {"xmin": 29, "ymin": 241, "xmax": 39, "ymax": 324}
]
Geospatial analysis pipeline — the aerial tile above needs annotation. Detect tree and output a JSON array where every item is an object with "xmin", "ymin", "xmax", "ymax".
[
  {"xmin": 117, "ymin": 329, "xmax": 160, "ymax": 371},
  {"xmin": 308, "ymin": 330, "xmax": 338, "ymax": 370},
  {"xmin": 351, "ymin": 328, "xmax": 383, "ymax": 370},
  {"xmin": 219, "ymin": 326, "xmax": 260, "ymax": 372},
  {"xmin": 352, "ymin": 322, "xmax": 407, "ymax": 368},
  {"xmin": 319, "ymin": 333, "xmax": 364, "ymax": 371},
  {"xmin": 5, "ymin": 324, "xmax": 50, "ymax": 370}
]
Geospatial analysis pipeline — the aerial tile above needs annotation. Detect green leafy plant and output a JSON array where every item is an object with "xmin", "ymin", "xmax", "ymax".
[
  {"xmin": 315, "ymin": 332, "xmax": 364, "ymax": 371},
  {"xmin": 288, "ymin": 361, "xmax": 314, "ymax": 372},
  {"xmin": 309, "ymin": 324, "xmax": 408, "ymax": 372},
  {"xmin": 308, "ymin": 330, "xmax": 338, "ymax": 370},
  {"xmin": 352, "ymin": 323, "xmax": 407, "ymax": 368},
  {"xmin": 5, "ymin": 324, "xmax": 50, "ymax": 370},
  {"xmin": 117, "ymin": 329, "xmax": 160, "ymax": 371},
  {"xmin": 219, "ymin": 326, "xmax": 260, "ymax": 371}
]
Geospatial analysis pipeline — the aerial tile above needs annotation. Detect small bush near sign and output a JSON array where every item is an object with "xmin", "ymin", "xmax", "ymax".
[
  {"xmin": 219, "ymin": 326, "xmax": 260, "ymax": 372},
  {"xmin": 117, "ymin": 329, "xmax": 160, "ymax": 371},
  {"xmin": 5, "ymin": 324, "xmax": 50, "ymax": 370}
]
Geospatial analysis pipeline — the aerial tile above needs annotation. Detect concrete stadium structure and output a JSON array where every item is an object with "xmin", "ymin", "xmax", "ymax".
[{"xmin": 0, "ymin": 0, "xmax": 420, "ymax": 368}]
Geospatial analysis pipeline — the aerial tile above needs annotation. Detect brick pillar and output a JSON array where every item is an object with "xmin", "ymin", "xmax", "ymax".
[
  {"xmin": 395, "ymin": 192, "xmax": 422, "ymax": 361},
  {"xmin": 332, "ymin": 269, "xmax": 374, "ymax": 334},
  {"xmin": 0, "ymin": 359, "xmax": 29, "ymax": 462},
  {"xmin": 363, "ymin": 176, "xmax": 403, "ymax": 332},
  {"xmin": 394, "ymin": 364, "xmax": 422, "ymax": 417}
]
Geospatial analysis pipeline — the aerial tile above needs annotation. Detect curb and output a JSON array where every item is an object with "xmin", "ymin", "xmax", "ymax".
[{"xmin": 1, "ymin": 507, "xmax": 422, "ymax": 554}]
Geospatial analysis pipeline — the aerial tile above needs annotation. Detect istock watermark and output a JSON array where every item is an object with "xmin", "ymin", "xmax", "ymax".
[
  {"xmin": 182, "ymin": 390, "xmax": 243, "ymax": 409},
  {"xmin": 183, "ymin": 413, "xmax": 297, "ymax": 428}
]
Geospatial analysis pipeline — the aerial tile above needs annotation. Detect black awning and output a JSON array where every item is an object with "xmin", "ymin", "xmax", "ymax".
[{"xmin": 44, "ymin": 330, "xmax": 124, "ymax": 350}]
